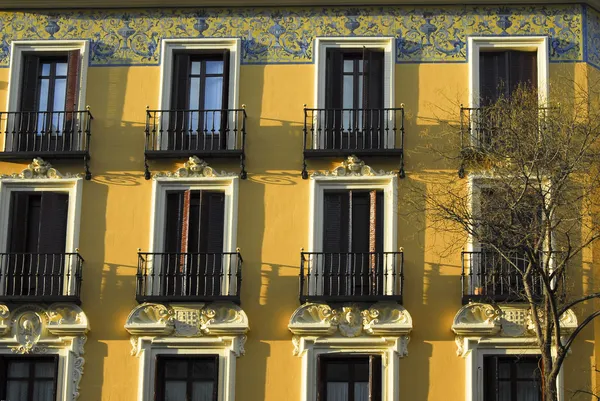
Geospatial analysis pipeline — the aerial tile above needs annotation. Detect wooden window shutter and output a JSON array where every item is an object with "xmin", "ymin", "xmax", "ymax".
[
  {"xmin": 179, "ymin": 190, "xmax": 191, "ymax": 255},
  {"xmin": 508, "ymin": 50, "xmax": 537, "ymax": 96},
  {"xmin": 164, "ymin": 191, "xmax": 185, "ymax": 253},
  {"xmin": 364, "ymin": 49, "xmax": 384, "ymax": 109},
  {"xmin": 199, "ymin": 191, "xmax": 225, "ymax": 253},
  {"xmin": 483, "ymin": 356, "xmax": 499, "ymax": 401},
  {"xmin": 65, "ymin": 50, "xmax": 81, "ymax": 112},
  {"xmin": 323, "ymin": 192, "xmax": 349, "ymax": 253},
  {"xmin": 8, "ymin": 192, "xmax": 32, "ymax": 253},
  {"xmin": 369, "ymin": 355, "xmax": 382, "ymax": 401},
  {"xmin": 211, "ymin": 355, "xmax": 219, "ymax": 401},
  {"xmin": 316, "ymin": 354, "xmax": 324, "ymax": 401},
  {"xmin": 325, "ymin": 49, "xmax": 344, "ymax": 109},
  {"xmin": 479, "ymin": 51, "xmax": 508, "ymax": 106},
  {"xmin": 221, "ymin": 49, "xmax": 230, "ymax": 109},
  {"xmin": 20, "ymin": 54, "xmax": 40, "ymax": 112},
  {"xmin": 0, "ymin": 356, "xmax": 6, "ymax": 400},
  {"xmin": 171, "ymin": 53, "xmax": 191, "ymax": 110},
  {"xmin": 351, "ymin": 191, "xmax": 370, "ymax": 253},
  {"xmin": 154, "ymin": 356, "xmax": 163, "ymax": 401},
  {"xmin": 37, "ymin": 192, "xmax": 69, "ymax": 254}
]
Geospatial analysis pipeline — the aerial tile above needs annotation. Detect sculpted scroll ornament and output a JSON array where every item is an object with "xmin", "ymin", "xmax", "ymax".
[
  {"xmin": 311, "ymin": 155, "xmax": 395, "ymax": 177},
  {"xmin": 153, "ymin": 156, "xmax": 236, "ymax": 178},
  {"xmin": 0, "ymin": 158, "xmax": 79, "ymax": 179}
]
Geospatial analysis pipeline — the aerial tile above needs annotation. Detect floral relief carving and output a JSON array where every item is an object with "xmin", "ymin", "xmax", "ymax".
[
  {"xmin": 311, "ymin": 155, "xmax": 395, "ymax": 177},
  {"xmin": 154, "ymin": 156, "xmax": 236, "ymax": 179},
  {"xmin": 0, "ymin": 158, "xmax": 79, "ymax": 180}
]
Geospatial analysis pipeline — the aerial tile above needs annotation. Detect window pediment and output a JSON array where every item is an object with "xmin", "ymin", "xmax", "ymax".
[
  {"xmin": 311, "ymin": 155, "xmax": 396, "ymax": 178},
  {"xmin": 0, "ymin": 158, "xmax": 80, "ymax": 180}
]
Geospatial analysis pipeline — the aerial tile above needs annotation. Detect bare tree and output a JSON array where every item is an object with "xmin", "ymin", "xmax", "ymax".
[{"xmin": 420, "ymin": 82, "xmax": 600, "ymax": 401}]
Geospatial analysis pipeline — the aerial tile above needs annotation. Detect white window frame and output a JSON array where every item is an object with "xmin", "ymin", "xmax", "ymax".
[
  {"xmin": 147, "ymin": 176, "xmax": 239, "ymax": 295},
  {"xmin": 137, "ymin": 340, "xmax": 240, "ymax": 401},
  {"xmin": 5, "ymin": 40, "xmax": 90, "ymax": 152},
  {"xmin": 313, "ymin": 37, "xmax": 396, "ymax": 149},
  {"xmin": 0, "ymin": 177, "xmax": 83, "ymax": 296},
  {"xmin": 301, "ymin": 342, "xmax": 400, "ymax": 401},
  {"xmin": 463, "ymin": 340, "xmax": 564, "ymax": 401},
  {"xmin": 468, "ymin": 36, "xmax": 549, "ymax": 109},
  {"xmin": 308, "ymin": 174, "xmax": 398, "ymax": 295},
  {"xmin": 157, "ymin": 38, "xmax": 241, "ymax": 150}
]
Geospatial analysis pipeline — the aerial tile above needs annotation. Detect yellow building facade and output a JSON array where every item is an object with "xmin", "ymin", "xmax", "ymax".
[{"xmin": 0, "ymin": 1, "xmax": 596, "ymax": 401}]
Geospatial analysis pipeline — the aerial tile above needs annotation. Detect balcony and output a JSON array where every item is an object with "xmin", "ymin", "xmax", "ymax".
[
  {"xmin": 461, "ymin": 250, "xmax": 565, "ymax": 304},
  {"xmin": 0, "ymin": 110, "xmax": 94, "ymax": 179},
  {"xmin": 302, "ymin": 107, "xmax": 405, "ymax": 178},
  {"xmin": 136, "ymin": 252, "xmax": 243, "ymax": 304},
  {"xmin": 144, "ymin": 108, "xmax": 247, "ymax": 179},
  {"xmin": 299, "ymin": 251, "xmax": 403, "ymax": 304},
  {"xmin": 0, "ymin": 253, "xmax": 84, "ymax": 304}
]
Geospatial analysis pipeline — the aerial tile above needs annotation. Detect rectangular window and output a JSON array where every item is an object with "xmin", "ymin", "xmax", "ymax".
[
  {"xmin": 161, "ymin": 190, "xmax": 225, "ymax": 297},
  {"xmin": 155, "ymin": 356, "xmax": 218, "ymax": 401},
  {"xmin": 324, "ymin": 48, "xmax": 384, "ymax": 150},
  {"xmin": 5, "ymin": 191, "xmax": 69, "ymax": 297},
  {"xmin": 0, "ymin": 356, "xmax": 58, "ymax": 401},
  {"xmin": 169, "ymin": 51, "xmax": 230, "ymax": 151},
  {"xmin": 16, "ymin": 51, "xmax": 80, "ymax": 152},
  {"xmin": 322, "ymin": 190, "xmax": 384, "ymax": 297},
  {"xmin": 317, "ymin": 355, "xmax": 381, "ymax": 401},
  {"xmin": 479, "ymin": 50, "xmax": 537, "ymax": 105},
  {"xmin": 484, "ymin": 356, "xmax": 541, "ymax": 401}
]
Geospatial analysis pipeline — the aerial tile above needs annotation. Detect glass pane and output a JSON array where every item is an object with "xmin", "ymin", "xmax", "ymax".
[
  {"xmin": 191, "ymin": 61, "xmax": 201, "ymax": 75},
  {"xmin": 192, "ymin": 382, "xmax": 214, "ymax": 401},
  {"xmin": 343, "ymin": 75, "xmax": 353, "ymax": 109},
  {"xmin": 204, "ymin": 77, "xmax": 223, "ymax": 110},
  {"xmin": 35, "ymin": 362, "xmax": 56, "ymax": 378},
  {"xmin": 6, "ymin": 381, "xmax": 28, "ymax": 400},
  {"xmin": 165, "ymin": 381, "xmax": 187, "ymax": 401},
  {"xmin": 498, "ymin": 360, "xmax": 510, "ymax": 379},
  {"xmin": 327, "ymin": 382, "xmax": 348, "ymax": 401},
  {"xmin": 8, "ymin": 362, "xmax": 29, "ymax": 378},
  {"xmin": 358, "ymin": 76, "xmax": 364, "ymax": 109},
  {"xmin": 517, "ymin": 381, "xmax": 541, "ymax": 401},
  {"xmin": 354, "ymin": 361, "xmax": 369, "ymax": 381},
  {"xmin": 498, "ymin": 381, "xmax": 511, "ymax": 401},
  {"xmin": 358, "ymin": 59, "xmax": 364, "ymax": 73},
  {"xmin": 189, "ymin": 77, "xmax": 200, "ymax": 110},
  {"xmin": 326, "ymin": 362, "xmax": 349, "ymax": 381},
  {"xmin": 354, "ymin": 382, "xmax": 369, "ymax": 401},
  {"xmin": 56, "ymin": 62, "xmax": 68, "ymax": 76},
  {"xmin": 33, "ymin": 381, "xmax": 55, "ymax": 401},
  {"xmin": 192, "ymin": 360, "xmax": 215, "ymax": 379},
  {"xmin": 41, "ymin": 63, "xmax": 51, "ymax": 76},
  {"xmin": 206, "ymin": 60, "xmax": 223, "ymax": 75},
  {"xmin": 53, "ymin": 78, "xmax": 67, "ymax": 112},
  {"xmin": 164, "ymin": 360, "xmax": 188, "ymax": 378},
  {"xmin": 38, "ymin": 79, "xmax": 50, "ymax": 112},
  {"xmin": 343, "ymin": 59, "xmax": 354, "ymax": 73},
  {"xmin": 516, "ymin": 360, "xmax": 538, "ymax": 379}
]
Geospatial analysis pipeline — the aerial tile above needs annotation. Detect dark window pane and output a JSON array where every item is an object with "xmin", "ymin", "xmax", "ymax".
[
  {"xmin": 192, "ymin": 360, "xmax": 216, "ymax": 379},
  {"xmin": 326, "ymin": 361, "xmax": 349, "ymax": 381},
  {"xmin": 7, "ymin": 361, "xmax": 29, "ymax": 378},
  {"xmin": 165, "ymin": 381, "xmax": 187, "ymax": 401},
  {"xmin": 163, "ymin": 360, "xmax": 188, "ymax": 378},
  {"xmin": 353, "ymin": 360, "xmax": 369, "ymax": 381},
  {"xmin": 192, "ymin": 382, "xmax": 214, "ymax": 401},
  {"xmin": 34, "ymin": 362, "xmax": 56, "ymax": 378}
]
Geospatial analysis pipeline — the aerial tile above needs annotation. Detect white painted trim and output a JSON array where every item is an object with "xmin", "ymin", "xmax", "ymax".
[
  {"xmin": 136, "ymin": 337, "xmax": 241, "ymax": 401},
  {"xmin": 0, "ymin": 178, "xmax": 83, "ymax": 296},
  {"xmin": 461, "ymin": 337, "xmax": 564, "ymax": 401},
  {"xmin": 5, "ymin": 40, "xmax": 90, "ymax": 151},
  {"xmin": 148, "ymin": 176, "xmax": 239, "ymax": 295},
  {"xmin": 468, "ymin": 36, "xmax": 549, "ymax": 110},
  {"xmin": 157, "ymin": 38, "xmax": 241, "ymax": 149}
]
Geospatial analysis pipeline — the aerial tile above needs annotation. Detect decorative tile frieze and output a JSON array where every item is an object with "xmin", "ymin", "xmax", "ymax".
[{"xmin": 0, "ymin": 5, "xmax": 587, "ymax": 66}]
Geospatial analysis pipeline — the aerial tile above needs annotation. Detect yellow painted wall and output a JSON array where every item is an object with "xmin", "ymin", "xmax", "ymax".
[{"xmin": 0, "ymin": 9, "xmax": 597, "ymax": 401}]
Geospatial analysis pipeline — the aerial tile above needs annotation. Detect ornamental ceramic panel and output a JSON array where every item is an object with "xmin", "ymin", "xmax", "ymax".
[{"xmin": 0, "ymin": 5, "xmax": 588, "ymax": 66}]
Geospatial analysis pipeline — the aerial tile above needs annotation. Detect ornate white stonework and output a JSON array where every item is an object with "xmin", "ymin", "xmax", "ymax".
[
  {"xmin": 452, "ymin": 302, "xmax": 579, "ymax": 356},
  {"xmin": 311, "ymin": 155, "xmax": 395, "ymax": 177},
  {"xmin": 125, "ymin": 302, "xmax": 249, "ymax": 356},
  {"xmin": 153, "ymin": 156, "xmax": 237, "ymax": 178},
  {"xmin": 0, "ymin": 158, "xmax": 80, "ymax": 179},
  {"xmin": 0, "ymin": 303, "xmax": 89, "ymax": 400}
]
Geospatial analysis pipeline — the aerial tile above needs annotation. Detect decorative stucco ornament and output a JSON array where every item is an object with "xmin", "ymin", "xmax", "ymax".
[
  {"xmin": 311, "ymin": 155, "xmax": 395, "ymax": 177},
  {"xmin": 153, "ymin": 156, "xmax": 236, "ymax": 178},
  {"xmin": 0, "ymin": 158, "xmax": 79, "ymax": 179}
]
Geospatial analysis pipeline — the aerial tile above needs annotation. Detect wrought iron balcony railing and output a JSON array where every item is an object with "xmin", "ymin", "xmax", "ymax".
[
  {"xmin": 144, "ymin": 108, "xmax": 247, "ymax": 179},
  {"xmin": 0, "ymin": 110, "xmax": 93, "ymax": 179},
  {"xmin": 302, "ymin": 107, "xmax": 405, "ymax": 178},
  {"xmin": 0, "ymin": 253, "xmax": 84, "ymax": 304},
  {"xmin": 461, "ymin": 250, "xmax": 565, "ymax": 304},
  {"xmin": 299, "ymin": 251, "xmax": 403, "ymax": 304},
  {"xmin": 136, "ymin": 252, "xmax": 243, "ymax": 304}
]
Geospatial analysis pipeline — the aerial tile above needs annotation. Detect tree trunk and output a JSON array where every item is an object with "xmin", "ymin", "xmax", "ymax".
[{"xmin": 543, "ymin": 374, "xmax": 559, "ymax": 401}]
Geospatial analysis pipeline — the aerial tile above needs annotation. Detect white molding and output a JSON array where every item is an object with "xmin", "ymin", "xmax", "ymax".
[
  {"xmin": 0, "ymin": 160, "xmax": 83, "ymax": 296},
  {"xmin": 0, "ymin": 303, "xmax": 89, "ymax": 401},
  {"xmin": 313, "ymin": 37, "xmax": 395, "ymax": 110},
  {"xmin": 468, "ymin": 36, "xmax": 549, "ymax": 109},
  {"xmin": 125, "ymin": 302, "xmax": 248, "ymax": 401},
  {"xmin": 148, "ymin": 168, "xmax": 239, "ymax": 296},
  {"xmin": 289, "ymin": 302, "xmax": 411, "ymax": 401},
  {"xmin": 6, "ymin": 40, "xmax": 89, "ymax": 150}
]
